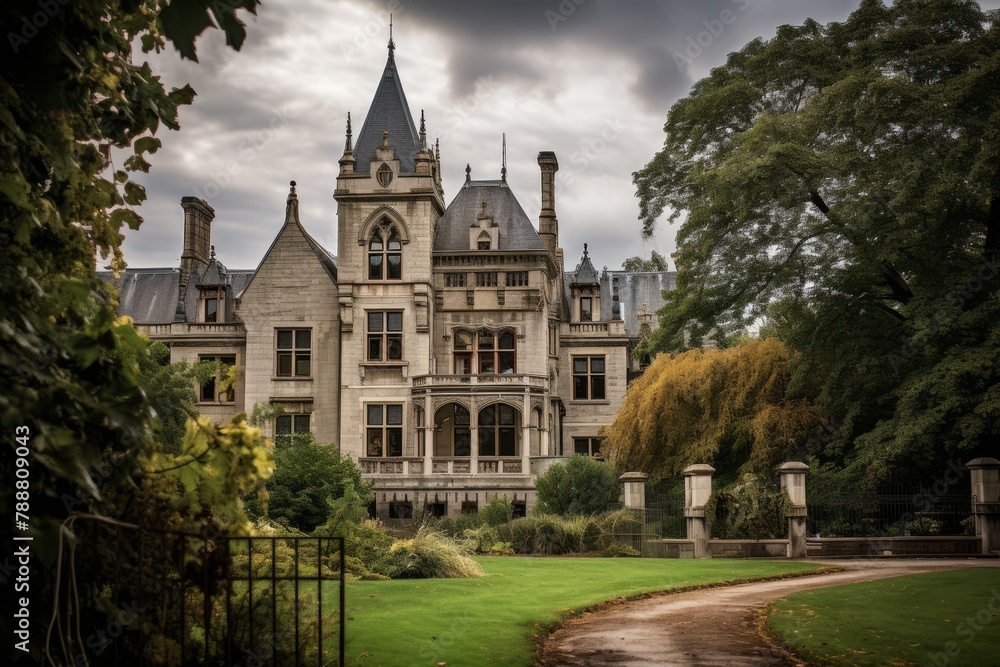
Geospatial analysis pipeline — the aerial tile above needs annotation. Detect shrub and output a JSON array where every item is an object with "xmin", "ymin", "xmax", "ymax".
[
  {"xmin": 247, "ymin": 435, "xmax": 371, "ymax": 532},
  {"xmin": 535, "ymin": 455, "xmax": 619, "ymax": 516},
  {"xmin": 706, "ymin": 474, "xmax": 790, "ymax": 540},
  {"xmin": 389, "ymin": 529, "xmax": 484, "ymax": 578},
  {"xmin": 604, "ymin": 542, "xmax": 641, "ymax": 557}
]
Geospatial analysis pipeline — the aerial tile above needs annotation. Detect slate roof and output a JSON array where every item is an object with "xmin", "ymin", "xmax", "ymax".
[
  {"xmin": 100, "ymin": 265, "xmax": 254, "ymax": 323},
  {"xmin": 570, "ymin": 246, "xmax": 600, "ymax": 286},
  {"xmin": 353, "ymin": 46, "xmax": 420, "ymax": 175},
  {"xmin": 434, "ymin": 179, "xmax": 543, "ymax": 252}
]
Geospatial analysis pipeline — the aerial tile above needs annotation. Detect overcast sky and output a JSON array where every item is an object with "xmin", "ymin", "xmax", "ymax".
[{"xmin": 117, "ymin": 0, "xmax": 1000, "ymax": 273}]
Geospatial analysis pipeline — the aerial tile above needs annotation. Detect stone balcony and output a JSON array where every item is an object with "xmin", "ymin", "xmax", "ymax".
[
  {"xmin": 410, "ymin": 373, "xmax": 547, "ymax": 389},
  {"xmin": 135, "ymin": 322, "xmax": 246, "ymax": 345},
  {"xmin": 563, "ymin": 320, "xmax": 627, "ymax": 336},
  {"xmin": 360, "ymin": 456, "xmax": 533, "ymax": 476}
]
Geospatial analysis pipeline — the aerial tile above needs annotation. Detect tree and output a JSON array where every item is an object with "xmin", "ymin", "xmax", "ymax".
[
  {"xmin": 534, "ymin": 455, "xmax": 619, "ymax": 516},
  {"xmin": 604, "ymin": 339, "xmax": 823, "ymax": 483},
  {"xmin": 633, "ymin": 0, "xmax": 1000, "ymax": 484},
  {"xmin": 622, "ymin": 250, "xmax": 669, "ymax": 272},
  {"xmin": 0, "ymin": 2, "xmax": 258, "ymax": 661},
  {"xmin": 248, "ymin": 434, "xmax": 370, "ymax": 533}
]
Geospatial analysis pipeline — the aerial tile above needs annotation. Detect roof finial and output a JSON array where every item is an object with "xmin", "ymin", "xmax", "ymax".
[
  {"xmin": 388, "ymin": 14, "xmax": 395, "ymax": 56},
  {"xmin": 290, "ymin": 180, "xmax": 297, "ymax": 195},
  {"xmin": 465, "ymin": 163, "xmax": 471, "ymax": 183},
  {"xmin": 210, "ymin": 244, "xmax": 216, "ymax": 260},
  {"xmin": 583, "ymin": 242, "xmax": 589, "ymax": 258},
  {"xmin": 382, "ymin": 130, "xmax": 389, "ymax": 150},
  {"xmin": 344, "ymin": 112, "xmax": 353, "ymax": 154},
  {"xmin": 419, "ymin": 109, "xmax": 427, "ymax": 150},
  {"xmin": 501, "ymin": 132, "xmax": 507, "ymax": 182}
]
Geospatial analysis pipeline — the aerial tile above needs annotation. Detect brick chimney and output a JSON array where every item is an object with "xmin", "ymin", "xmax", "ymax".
[
  {"xmin": 176, "ymin": 196, "xmax": 215, "ymax": 321},
  {"xmin": 537, "ymin": 151, "xmax": 559, "ymax": 255}
]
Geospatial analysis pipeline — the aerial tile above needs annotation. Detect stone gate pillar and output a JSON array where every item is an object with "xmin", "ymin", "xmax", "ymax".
[
  {"xmin": 619, "ymin": 472, "xmax": 648, "ymax": 509},
  {"xmin": 778, "ymin": 461, "xmax": 809, "ymax": 559},
  {"xmin": 683, "ymin": 464, "xmax": 715, "ymax": 558},
  {"xmin": 967, "ymin": 458, "xmax": 1000, "ymax": 555}
]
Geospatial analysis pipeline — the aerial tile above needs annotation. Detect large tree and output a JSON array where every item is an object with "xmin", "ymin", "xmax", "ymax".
[
  {"xmin": 633, "ymin": 0, "xmax": 1000, "ymax": 483},
  {"xmin": 604, "ymin": 338, "xmax": 822, "ymax": 483}
]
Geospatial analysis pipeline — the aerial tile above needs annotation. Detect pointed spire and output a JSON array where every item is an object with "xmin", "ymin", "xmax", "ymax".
[
  {"xmin": 501, "ymin": 133, "xmax": 507, "ymax": 182},
  {"xmin": 419, "ymin": 109, "xmax": 427, "ymax": 150},
  {"xmin": 388, "ymin": 14, "xmax": 395, "ymax": 58},
  {"xmin": 344, "ymin": 112, "xmax": 353, "ymax": 154}
]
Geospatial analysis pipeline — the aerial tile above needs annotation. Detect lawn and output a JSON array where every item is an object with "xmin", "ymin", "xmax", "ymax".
[
  {"xmin": 767, "ymin": 569, "xmax": 1000, "ymax": 667},
  {"xmin": 338, "ymin": 556, "xmax": 820, "ymax": 666}
]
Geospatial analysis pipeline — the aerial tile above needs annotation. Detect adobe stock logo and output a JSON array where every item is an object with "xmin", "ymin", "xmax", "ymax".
[{"xmin": 672, "ymin": 0, "xmax": 752, "ymax": 73}]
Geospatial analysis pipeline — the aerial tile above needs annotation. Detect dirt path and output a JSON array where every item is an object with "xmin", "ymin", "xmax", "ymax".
[{"xmin": 539, "ymin": 559, "xmax": 1000, "ymax": 666}]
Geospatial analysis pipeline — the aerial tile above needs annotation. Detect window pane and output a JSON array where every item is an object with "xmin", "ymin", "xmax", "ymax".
[
  {"xmin": 201, "ymin": 379, "xmax": 216, "ymax": 402},
  {"xmin": 454, "ymin": 430, "xmax": 470, "ymax": 456},
  {"xmin": 479, "ymin": 428, "xmax": 496, "ymax": 456},
  {"xmin": 498, "ymin": 351, "xmax": 515, "ymax": 374},
  {"xmin": 277, "ymin": 329, "xmax": 293, "ymax": 349},
  {"xmin": 386, "ymin": 404, "xmax": 403, "ymax": 425},
  {"xmin": 295, "ymin": 353, "xmax": 311, "ymax": 377},
  {"xmin": 580, "ymin": 298, "xmax": 592, "ymax": 321},
  {"xmin": 454, "ymin": 330, "xmax": 472, "ymax": 350},
  {"xmin": 591, "ymin": 376, "xmax": 606, "ymax": 400},
  {"xmin": 574, "ymin": 375, "xmax": 589, "ymax": 400},
  {"xmin": 368, "ymin": 312, "xmax": 383, "ymax": 332},
  {"xmin": 293, "ymin": 415, "xmax": 310, "ymax": 433},
  {"xmin": 387, "ymin": 254, "xmax": 401, "ymax": 279},
  {"xmin": 221, "ymin": 356, "xmax": 236, "ymax": 366},
  {"xmin": 499, "ymin": 428, "xmax": 516, "ymax": 456},
  {"xmin": 275, "ymin": 415, "xmax": 291, "ymax": 435},
  {"xmin": 573, "ymin": 358, "xmax": 588, "ymax": 374},
  {"xmin": 498, "ymin": 332, "xmax": 515, "ymax": 350},
  {"xmin": 479, "ymin": 405, "xmax": 495, "ymax": 426},
  {"xmin": 205, "ymin": 298, "xmax": 218, "ymax": 322},
  {"xmin": 455, "ymin": 405, "xmax": 470, "ymax": 425},
  {"xmin": 295, "ymin": 330, "xmax": 311, "ymax": 349},
  {"xmin": 590, "ymin": 357, "xmax": 605, "ymax": 373},
  {"xmin": 368, "ymin": 336, "xmax": 382, "ymax": 361},
  {"xmin": 368, "ymin": 255, "xmax": 383, "ymax": 280},
  {"xmin": 454, "ymin": 354, "xmax": 471, "ymax": 374},
  {"xmin": 367, "ymin": 429, "xmax": 384, "ymax": 456},
  {"xmin": 478, "ymin": 353, "xmax": 495, "ymax": 374},
  {"xmin": 499, "ymin": 405, "xmax": 515, "ymax": 425},
  {"xmin": 369, "ymin": 233, "xmax": 383, "ymax": 250},
  {"xmin": 386, "ymin": 428, "xmax": 402, "ymax": 457},
  {"xmin": 277, "ymin": 353, "xmax": 292, "ymax": 376},
  {"xmin": 387, "ymin": 335, "xmax": 402, "ymax": 360},
  {"xmin": 574, "ymin": 439, "xmax": 590, "ymax": 455},
  {"xmin": 387, "ymin": 312, "xmax": 403, "ymax": 331},
  {"xmin": 367, "ymin": 404, "xmax": 383, "ymax": 425},
  {"xmin": 478, "ymin": 331, "xmax": 494, "ymax": 349}
]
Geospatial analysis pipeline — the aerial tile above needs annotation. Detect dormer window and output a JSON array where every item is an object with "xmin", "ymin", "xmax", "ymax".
[
  {"xmin": 199, "ymin": 288, "xmax": 223, "ymax": 322},
  {"xmin": 476, "ymin": 230, "xmax": 491, "ymax": 251},
  {"xmin": 580, "ymin": 297, "xmax": 593, "ymax": 322},
  {"xmin": 368, "ymin": 225, "xmax": 402, "ymax": 280}
]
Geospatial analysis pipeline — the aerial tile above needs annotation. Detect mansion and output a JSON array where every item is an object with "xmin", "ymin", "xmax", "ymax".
[{"xmin": 104, "ymin": 39, "xmax": 674, "ymax": 518}]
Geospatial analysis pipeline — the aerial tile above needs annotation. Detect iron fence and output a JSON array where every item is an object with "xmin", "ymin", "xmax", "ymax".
[
  {"xmin": 807, "ymin": 485, "xmax": 972, "ymax": 537},
  {"xmin": 46, "ymin": 518, "xmax": 345, "ymax": 666},
  {"xmin": 645, "ymin": 481, "xmax": 686, "ymax": 539},
  {"xmin": 605, "ymin": 507, "xmax": 674, "ymax": 557}
]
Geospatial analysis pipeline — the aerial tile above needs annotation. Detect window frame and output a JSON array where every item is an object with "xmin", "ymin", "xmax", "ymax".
[
  {"xmin": 366, "ymin": 403, "xmax": 404, "ymax": 457},
  {"xmin": 579, "ymin": 296, "xmax": 593, "ymax": 322},
  {"xmin": 477, "ymin": 404, "xmax": 518, "ymax": 457},
  {"xmin": 275, "ymin": 413, "xmax": 311, "ymax": 435},
  {"xmin": 452, "ymin": 328, "xmax": 516, "ymax": 374},
  {"xmin": 573, "ymin": 437, "xmax": 604, "ymax": 458},
  {"xmin": 198, "ymin": 354, "xmax": 236, "ymax": 403},
  {"xmin": 275, "ymin": 328, "xmax": 312, "ymax": 378},
  {"xmin": 366, "ymin": 311, "xmax": 404, "ymax": 362},
  {"xmin": 505, "ymin": 271, "xmax": 529, "ymax": 287},
  {"xmin": 572, "ymin": 355, "xmax": 606, "ymax": 401},
  {"xmin": 367, "ymin": 223, "xmax": 403, "ymax": 281},
  {"xmin": 475, "ymin": 272, "xmax": 498, "ymax": 287}
]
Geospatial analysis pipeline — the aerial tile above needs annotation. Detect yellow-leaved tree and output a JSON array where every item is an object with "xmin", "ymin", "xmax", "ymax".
[{"xmin": 604, "ymin": 338, "xmax": 822, "ymax": 482}]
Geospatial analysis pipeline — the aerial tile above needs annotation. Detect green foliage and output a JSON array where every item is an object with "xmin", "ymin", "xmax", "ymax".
[
  {"xmin": 479, "ymin": 495, "xmax": 515, "ymax": 526},
  {"xmin": 246, "ymin": 434, "xmax": 370, "ymax": 533},
  {"xmin": 535, "ymin": 456, "xmax": 620, "ymax": 516},
  {"xmin": 133, "ymin": 340, "xmax": 203, "ymax": 453},
  {"xmin": 633, "ymin": 0, "xmax": 1000, "ymax": 483},
  {"xmin": 606, "ymin": 339, "xmax": 823, "ymax": 482},
  {"xmin": 249, "ymin": 401, "xmax": 285, "ymax": 428},
  {"xmin": 621, "ymin": 250, "xmax": 669, "ymax": 272},
  {"xmin": 706, "ymin": 475, "xmax": 791, "ymax": 540}
]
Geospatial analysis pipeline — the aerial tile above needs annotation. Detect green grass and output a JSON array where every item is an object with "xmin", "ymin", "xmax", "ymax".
[
  {"xmin": 337, "ymin": 556, "xmax": 820, "ymax": 666},
  {"xmin": 768, "ymin": 570, "xmax": 1000, "ymax": 667}
]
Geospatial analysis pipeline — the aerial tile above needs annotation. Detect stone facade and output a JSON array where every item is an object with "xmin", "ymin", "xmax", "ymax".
[{"xmin": 104, "ymin": 41, "xmax": 675, "ymax": 519}]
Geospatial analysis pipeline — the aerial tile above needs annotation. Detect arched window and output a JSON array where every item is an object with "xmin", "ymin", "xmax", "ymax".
[
  {"xmin": 368, "ymin": 223, "xmax": 402, "ymax": 280},
  {"xmin": 478, "ymin": 404, "xmax": 517, "ymax": 456},
  {"xmin": 452, "ymin": 329, "xmax": 516, "ymax": 374}
]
